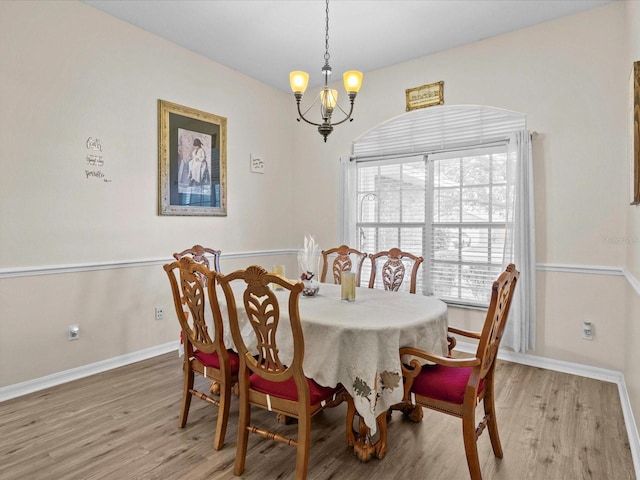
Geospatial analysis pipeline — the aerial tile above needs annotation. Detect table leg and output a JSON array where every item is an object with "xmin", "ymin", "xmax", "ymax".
[
  {"xmin": 390, "ymin": 400, "xmax": 424, "ymax": 423},
  {"xmin": 345, "ymin": 394, "xmax": 388, "ymax": 462}
]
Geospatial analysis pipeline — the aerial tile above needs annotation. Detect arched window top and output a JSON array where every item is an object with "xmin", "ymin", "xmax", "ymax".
[{"xmin": 352, "ymin": 105, "xmax": 526, "ymax": 159}]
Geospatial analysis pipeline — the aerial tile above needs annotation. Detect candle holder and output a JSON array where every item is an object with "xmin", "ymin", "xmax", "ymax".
[
  {"xmin": 341, "ymin": 272, "xmax": 356, "ymax": 302},
  {"xmin": 272, "ymin": 265, "xmax": 285, "ymax": 291}
]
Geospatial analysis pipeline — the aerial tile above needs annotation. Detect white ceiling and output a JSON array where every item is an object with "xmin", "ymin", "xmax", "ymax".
[{"xmin": 84, "ymin": 0, "xmax": 614, "ymax": 93}]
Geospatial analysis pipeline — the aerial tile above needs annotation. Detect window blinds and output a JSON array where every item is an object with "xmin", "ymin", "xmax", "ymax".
[
  {"xmin": 350, "ymin": 105, "xmax": 526, "ymax": 306},
  {"xmin": 352, "ymin": 105, "xmax": 526, "ymax": 160}
]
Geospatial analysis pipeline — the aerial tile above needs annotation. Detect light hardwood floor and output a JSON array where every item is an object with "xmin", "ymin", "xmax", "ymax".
[{"xmin": 0, "ymin": 353, "xmax": 635, "ymax": 480}]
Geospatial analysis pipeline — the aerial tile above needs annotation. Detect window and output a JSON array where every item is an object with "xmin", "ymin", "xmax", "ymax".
[
  {"xmin": 357, "ymin": 157, "xmax": 427, "ymax": 294},
  {"xmin": 429, "ymin": 146, "xmax": 508, "ymax": 306},
  {"xmin": 355, "ymin": 145, "xmax": 507, "ymax": 306},
  {"xmin": 345, "ymin": 105, "xmax": 534, "ymax": 352}
]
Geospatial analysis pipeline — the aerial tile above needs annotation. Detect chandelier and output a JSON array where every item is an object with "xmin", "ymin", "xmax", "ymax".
[{"xmin": 289, "ymin": 0, "xmax": 363, "ymax": 142}]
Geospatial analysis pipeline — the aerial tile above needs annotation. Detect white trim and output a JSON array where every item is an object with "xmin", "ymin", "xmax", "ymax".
[
  {"xmin": 456, "ymin": 341, "xmax": 640, "ymax": 476},
  {"xmin": 0, "ymin": 342, "xmax": 178, "ymax": 403},
  {"xmin": 536, "ymin": 263, "xmax": 624, "ymax": 276},
  {"xmin": 623, "ymin": 268, "xmax": 640, "ymax": 296},
  {"xmin": 0, "ymin": 249, "xmax": 297, "ymax": 279},
  {"xmin": 0, "ymin": 257, "xmax": 632, "ymax": 282}
]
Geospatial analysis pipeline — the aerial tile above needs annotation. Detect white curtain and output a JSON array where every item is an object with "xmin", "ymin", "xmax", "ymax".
[
  {"xmin": 340, "ymin": 156, "xmax": 357, "ymax": 247},
  {"xmin": 502, "ymin": 130, "xmax": 536, "ymax": 352}
]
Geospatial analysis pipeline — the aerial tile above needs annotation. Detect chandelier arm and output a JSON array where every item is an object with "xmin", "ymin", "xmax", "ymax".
[
  {"xmin": 323, "ymin": 99, "xmax": 356, "ymax": 127},
  {"xmin": 296, "ymin": 100, "xmax": 323, "ymax": 127}
]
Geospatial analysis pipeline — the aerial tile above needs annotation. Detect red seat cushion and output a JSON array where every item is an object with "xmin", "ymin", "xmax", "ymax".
[
  {"xmin": 250, "ymin": 374, "xmax": 339, "ymax": 405},
  {"xmin": 194, "ymin": 349, "xmax": 240, "ymax": 374},
  {"xmin": 411, "ymin": 364, "xmax": 485, "ymax": 405}
]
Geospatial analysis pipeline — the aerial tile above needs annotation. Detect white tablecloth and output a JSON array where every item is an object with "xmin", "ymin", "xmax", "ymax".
[{"xmin": 219, "ymin": 282, "xmax": 448, "ymax": 433}]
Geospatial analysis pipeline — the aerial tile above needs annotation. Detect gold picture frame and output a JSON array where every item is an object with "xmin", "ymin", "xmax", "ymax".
[
  {"xmin": 632, "ymin": 61, "xmax": 640, "ymax": 205},
  {"xmin": 405, "ymin": 81, "xmax": 444, "ymax": 112},
  {"xmin": 158, "ymin": 100, "xmax": 227, "ymax": 216}
]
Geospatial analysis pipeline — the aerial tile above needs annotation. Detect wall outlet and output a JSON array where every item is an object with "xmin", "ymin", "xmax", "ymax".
[
  {"xmin": 250, "ymin": 154, "xmax": 265, "ymax": 174},
  {"xmin": 582, "ymin": 321, "xmax": 594, "ymax": 340},
  {"xmin": 155, "ymin": 307, "xmax": 164, "ymax": 320},
  {"xmin": 68, "ymin": 324, "xmax": 80, "ymax": 341}
]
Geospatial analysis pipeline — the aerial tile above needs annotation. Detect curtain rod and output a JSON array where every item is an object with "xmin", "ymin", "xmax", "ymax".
[{"xmin": 350, "ymin": 139, "xmax": 509, "ymax": 163}]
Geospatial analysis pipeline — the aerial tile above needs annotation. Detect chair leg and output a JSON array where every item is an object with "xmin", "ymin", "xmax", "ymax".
[
  {"xmin": 462, "ymin": 414, "xmax": 482, "ymax": 480},
  {"xmin": 212, "ymin": 380, "xmax": 232, "ymax": 451},
  {"xmin": 295, "ymin": 411, "xmax": 311, "ymax": 480},
  {"xmin": 484, "ymin": 389, "xmax": 503, "ymax": 458},
  {"xmin": 234, "ymin": 381, "xmax": 250, "ymax": 475},
  {"xmin": 179, "ymin": 368, "xmax": 194, "ymax": 428}
]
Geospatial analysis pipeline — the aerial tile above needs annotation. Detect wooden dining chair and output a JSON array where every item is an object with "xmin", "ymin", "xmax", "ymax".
[
  {"xmin": 320, "ymin": 245, "xmax": 367, "ymax": 286},
  {"xmin": 367, "ymin": 247, "xmax": 424, "ymax": 294},
  {"xmin": 218, "ymin": 265, "xmax": 345, "ymax": 480},
  {"xmin": 173, "ymin": 244, "xmax": 222, "ymax": 275},
  {"xmin": 172, "ymin": 245, "xmax": 223, "ymax": 391},
  {"xmin": 164, "ymin": 257, "xmax": 239, "ymax": 451},
  {"xmin": 398, "ymin": 263, "xmax": 519, "ymax": 480}
]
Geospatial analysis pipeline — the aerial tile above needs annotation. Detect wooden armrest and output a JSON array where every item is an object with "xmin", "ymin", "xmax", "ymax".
[
  {"xmin": 400, "ymin": 346, "xmax": 481, "ymax": 369},
  {"xmin": 447, "ymin": 326, "xmax": 481, "ymax": 340}
]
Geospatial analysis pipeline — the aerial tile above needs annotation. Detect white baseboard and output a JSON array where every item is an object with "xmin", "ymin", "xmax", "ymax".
[
  {"xmin": 456, "ymin": 342, "xmax": 640, "ymax": 478},
  {"xmin": 0, "ymin": 341, "xmax": 178, "ymax": 403}
]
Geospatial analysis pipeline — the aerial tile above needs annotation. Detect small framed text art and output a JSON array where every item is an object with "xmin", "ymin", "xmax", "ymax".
[
  {"xmin": 632, "ymin": 61, "xmax": 640, "ymax": 205},
  {"xmin": 158, "ymin": 99, "xmax": 227, "ymax": 216},
  {"xmin": 405, "ymin": 81, "xmax": 444, "ymax": 112}
]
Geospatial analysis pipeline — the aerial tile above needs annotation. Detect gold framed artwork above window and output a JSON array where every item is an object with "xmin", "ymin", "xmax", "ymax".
[
  {"xmin": 405, "ymin": 81, "xmax": 444, "ymax": 112},
  {"xmin": 632, "ymin": 61, "xmax": 640, "ymax": 205},
  {"xmin": 158, "ymin": 99, "xmax": 227, "ymax": 216}
]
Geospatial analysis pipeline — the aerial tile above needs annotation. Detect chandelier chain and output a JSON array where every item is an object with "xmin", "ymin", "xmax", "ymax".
[{"xmin": 324, "ymin": 0, "xmax": 330, "ymax": 66}]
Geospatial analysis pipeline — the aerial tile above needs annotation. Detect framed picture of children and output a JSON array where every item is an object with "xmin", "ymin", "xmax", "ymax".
[{"xmin": 158, "ymin": 99, "xmax": 227, "ymax": 216}]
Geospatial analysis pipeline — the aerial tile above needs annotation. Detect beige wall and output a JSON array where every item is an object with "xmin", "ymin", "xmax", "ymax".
[
  {"xmin": 1, "ymin": 0, "xmax": 638, "ymax": 440},
  {"xmin": 624, "ymin": 0, "xmax": 640, "ymax": 435},
  {"xmin": 0, "ymin": 0, "xmax": 298, "ymax": 385},
  {"xmin": 0, "ymin": 0, "xmax": 296, "ymax": 268}
]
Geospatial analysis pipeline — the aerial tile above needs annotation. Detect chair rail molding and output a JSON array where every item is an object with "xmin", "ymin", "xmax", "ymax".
[
  {"xmin": 623, "ymin": 268, "xmax": 640, "ymax": 296},
  {"xmin": 0, "ymin": 249, "xmax": 298, "ymax": 278}
]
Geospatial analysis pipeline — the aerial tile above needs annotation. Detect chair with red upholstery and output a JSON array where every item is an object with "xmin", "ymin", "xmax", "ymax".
[
  {"xmin": 219, "ymin": 265, "xmax": 344, "ymax": 480},
  {"xmin": 164, "ymin": 256, "xmax": 239, "ymax": 450},
  {"xmin": 172, "ymin": 245, "xmax": 223, "ymax": 385},
  {"xmin": 399, "ymin": 263, "xmax": 519, "ymax": 480},
  {"xmin": 320, "ymin": 245, "xmax": 367, "ymax": 286}
]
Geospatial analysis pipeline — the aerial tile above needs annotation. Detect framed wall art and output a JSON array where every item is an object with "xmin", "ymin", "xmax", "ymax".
[
  {"xmin": 632, "ymin": 61, "xmax": 640, "ymax": 205},
  {"xmin": 158, "ymin": 99, "xmax": 227, "ymax": 216},
  {"xmin": 405, "ymin": 81, "xmax": 444, "ymax": 112}
]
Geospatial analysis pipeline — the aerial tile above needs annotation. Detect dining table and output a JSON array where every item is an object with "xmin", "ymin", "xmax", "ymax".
[{"xmin": 219, "ymin": 281, "xmax": 449, "ymax": 461}]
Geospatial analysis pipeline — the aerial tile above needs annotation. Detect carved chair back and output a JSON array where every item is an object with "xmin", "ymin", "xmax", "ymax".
[
  {"xmin": 368, "ymin": 248, "xmax": 424, "ymax": 294},
  {"xmin": 320, "ymin": 245, "xmax": 367, "ymax": 286}
]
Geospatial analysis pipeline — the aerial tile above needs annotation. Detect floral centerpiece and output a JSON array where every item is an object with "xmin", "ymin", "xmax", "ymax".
[{"xmin": 298, "ymin": 234, "xmax": 320, "ymax": 297}]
